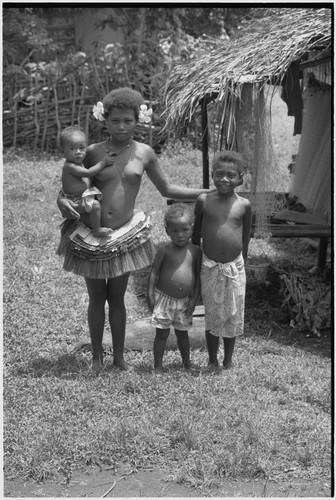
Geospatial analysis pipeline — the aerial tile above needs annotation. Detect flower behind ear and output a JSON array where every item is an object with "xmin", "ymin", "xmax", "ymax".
[
  {"xmin": 139, "ymin": 104, "xmax": 153, "ymax": 123},
  {"xmin": 93, "ymin": 101, "xmax": 105, "ymax": 121}
]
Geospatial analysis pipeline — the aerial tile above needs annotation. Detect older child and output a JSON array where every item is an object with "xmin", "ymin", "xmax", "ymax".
[
  {"xmin": 148, "ymin": 203, "xmax": 202, "ymax": 371},
  {"xmin": 193, "ymin": 150, "xmax": 252, "ymax": 369},
  {"xmin": 61, "ymin": 126, "xmax": 113, "ymax": 238},
  {"xmin": 57, "ymin": 87, "xmax": 213, "ymax": 374}
]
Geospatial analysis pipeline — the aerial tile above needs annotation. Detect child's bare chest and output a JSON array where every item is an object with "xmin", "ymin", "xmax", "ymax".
[
  {"xmin": 205, "ymin": 200, "xmax": 244, "ymax": 228},
  {"xmin": 163, "ymin": 249, "xmax": 193, "ymax": 272}
]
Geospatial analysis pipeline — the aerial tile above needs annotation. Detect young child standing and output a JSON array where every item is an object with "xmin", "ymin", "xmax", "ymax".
[
  {"xmin": 148, "ymin": 203, "xmax": 202, "ymax": 371},
  {"xmin": 192, "ymin": 150, "xmax": 252, "ymax": 369},
  {"xmin": 61, "ymin": 126, "xmax": 113, "ymax": 238}
]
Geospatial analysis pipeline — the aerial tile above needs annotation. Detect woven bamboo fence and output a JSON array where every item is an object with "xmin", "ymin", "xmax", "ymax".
[{"xmin": 3, "ymin": 71, "xmax": 168, "ymax": 153}]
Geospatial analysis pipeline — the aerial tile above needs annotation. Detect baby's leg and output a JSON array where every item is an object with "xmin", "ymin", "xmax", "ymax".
[
  {"xmin": 89, "ymin": 200, "xmax": 112, "ymax": 237},
  {"xmin": 223, "ymin": 337, "xmax": 235, "ymax": 369},
  {"xmin": 153, "ymin": 328, "xmax": 170, "ymax": 371},
  {"xmin": 175, "ymin": 329, "xmax": 190, "ymax": 368},
  {"xmin": 206, "ymin": 331, "xmax": 219, "ymax": 367}
]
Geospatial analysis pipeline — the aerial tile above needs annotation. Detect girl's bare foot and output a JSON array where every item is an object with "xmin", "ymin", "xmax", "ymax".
[
  {"xmin": 223, "ymin": 361, "xmax": 234, "ymax": 369},
  {"xmin": 113, "ymin": 359, "xmax": 132, "ymax": 371},
  {"xmin": 92, "ymin": 356, "xmax": 103, "ymax": 374}
]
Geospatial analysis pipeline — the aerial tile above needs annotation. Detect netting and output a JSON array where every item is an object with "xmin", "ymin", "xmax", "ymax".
[{"xmin": 212, "ymin": 82, "xmax": 287, "ymax": 239}]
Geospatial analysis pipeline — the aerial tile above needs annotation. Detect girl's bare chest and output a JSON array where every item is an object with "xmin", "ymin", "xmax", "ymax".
[{"xmin": 95, "ymin": 158, "xmax": 144, "ymax": 185}]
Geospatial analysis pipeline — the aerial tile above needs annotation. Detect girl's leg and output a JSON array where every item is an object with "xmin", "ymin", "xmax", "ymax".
[
  {"xmin": 223, "ymin": 337, "xmax": 236, "ymax": 369},
  {"xmin": 175, "ymin": 329, "xmax": 191, "ymax": 368},
  {"xmin": 85, "ymin": 277, "xmax": 108, "ymax": 373},
  {"xmin": 153, "ymin": 328, "xmax": 170, "ymax": 371},
  {"xmin": 205, "ymin": 330, "xmax": 219, "ymax": 367},
  {"xmin": 106, "ymin": 273, "xmax": 130, "ymax": 370}
]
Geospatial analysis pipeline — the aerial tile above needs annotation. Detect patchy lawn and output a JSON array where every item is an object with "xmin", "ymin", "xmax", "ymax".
[{"xmin": 3, "ymin": 139, "xmax": 331, "ymax": 496}]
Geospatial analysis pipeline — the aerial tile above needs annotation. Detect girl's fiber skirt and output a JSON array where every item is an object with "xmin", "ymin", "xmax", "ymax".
[{"xmin": 56, "ymin": 210, "xmax": 155, "ymax": 279}]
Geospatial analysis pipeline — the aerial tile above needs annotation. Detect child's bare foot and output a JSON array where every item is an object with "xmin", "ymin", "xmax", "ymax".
[
  {"xmin": 205, "ymin": 362, "xmax": 221, "ymax": 372},
  {"xmin": 93, "ymin": 227, "xmax": 113, "ymax": 238},
  {"xmin": 113, "ymin": 359, "xmax": 132, "ymax": 371}
]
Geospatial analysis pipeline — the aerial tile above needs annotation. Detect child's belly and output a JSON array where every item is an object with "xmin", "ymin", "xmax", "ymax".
[
  {"xmin": 63, "ymin": 177, "xmax": 90, "ymax": 197},
  {"xmin": 202, "ymin": 225, "xmax": 243, "ymax": 263},
  {"xmin": 156, "ymin": 267, "xmax": 195, "ymax": 299}
]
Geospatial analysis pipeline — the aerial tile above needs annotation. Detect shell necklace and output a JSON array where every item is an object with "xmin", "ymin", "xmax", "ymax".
[{"xmin": 106, "ymin": 140, "xmax": 131, "ymax": 165}]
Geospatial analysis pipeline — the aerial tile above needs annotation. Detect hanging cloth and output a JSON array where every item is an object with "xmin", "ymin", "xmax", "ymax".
[
  {"xmin": 291, "ymin": 86, "xmax": 331, "ymax": 218},
  {"xmin": 281, "ymin": 62, "xmax": 303, "ymax": 135}
]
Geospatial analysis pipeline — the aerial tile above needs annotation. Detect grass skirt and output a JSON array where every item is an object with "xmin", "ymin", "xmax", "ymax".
[{"xmin": 56, "ymin": 210, "xmax": 155, "ymax": 279}]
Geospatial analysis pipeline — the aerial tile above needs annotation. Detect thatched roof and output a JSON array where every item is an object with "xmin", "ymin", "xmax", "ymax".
[{"xmin": 164, "ymin": 8, "xmax": 332, "ymax": 127}]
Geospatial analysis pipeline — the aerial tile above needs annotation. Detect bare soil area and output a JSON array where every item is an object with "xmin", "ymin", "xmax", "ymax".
[{"xmin": 4, "ymin": 465, "xmax": 332, "ymax": 497}]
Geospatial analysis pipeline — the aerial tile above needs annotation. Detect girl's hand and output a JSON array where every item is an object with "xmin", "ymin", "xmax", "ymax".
[{"xmin": 58, "ymin": 198, "xmax": 80, "ymax": 219}]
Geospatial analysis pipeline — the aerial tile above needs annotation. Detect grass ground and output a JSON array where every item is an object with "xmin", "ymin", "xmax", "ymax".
[{"xmin": 3, "ymin": 89, "xmax": 332, "ymax": 495}]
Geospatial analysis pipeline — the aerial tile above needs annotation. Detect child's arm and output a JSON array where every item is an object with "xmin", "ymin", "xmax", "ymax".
[
  {"xmin": 64, "ymin": 156, "xmax": 112, "ymax": 179},
  {"xmin": 242, "ymin": 199, "xmax": 252, "ymax": 259},
  {"xmin": 147, "ymin": 246, "xmax": 166, "ymax": 312},
  {"xmin": 192, "ymin": 194, "xmax": 205, "ymax": 246},
  {"xmin": 186, "ymin": 246, "xmax": 202, "ymax": 315}
]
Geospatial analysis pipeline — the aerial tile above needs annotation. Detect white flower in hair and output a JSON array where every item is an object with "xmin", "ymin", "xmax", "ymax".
[
  {"xmin": 139, "ymin": 104, "xmax": 153, "ymax": 124},
  {"xmin": 93, "ymin": 101, "xmax": 105, "ymax": 121}
]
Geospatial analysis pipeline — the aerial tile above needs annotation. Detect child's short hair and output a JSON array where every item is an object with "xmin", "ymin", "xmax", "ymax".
[
  {"xmin": 164, "ymin": 203, "xmax": 194, "ymax": 228},
  {"xmin": 212, "ymin": 150, "xmax": 247, "ymax": 174},
  {"xmin": 102, "ymin": 87, "xmax": 144, "ymax": 120},
  {"xmin": 60, "ymin": 126, "xmax": 85, "ymax": 148}
]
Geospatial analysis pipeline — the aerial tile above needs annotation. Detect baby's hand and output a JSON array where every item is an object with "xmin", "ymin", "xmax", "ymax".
[
  {"xmin": 103, "ymin": 155, "xmax": 115, "ymax": 167},
  {"xmin": 147, "ymin": 295, "xmax": 155, "ymax": 312}
]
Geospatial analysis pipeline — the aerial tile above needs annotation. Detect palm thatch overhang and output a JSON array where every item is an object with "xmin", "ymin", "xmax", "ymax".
[
  {"xmin": 164, "ymin": 7, "xmax": 331, "ymax": 128},
  {"xmin": 163, "ymin": 7, "xmax": 332, "ymax": 186}
]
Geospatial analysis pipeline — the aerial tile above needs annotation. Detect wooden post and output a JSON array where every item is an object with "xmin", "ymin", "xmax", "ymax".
[
  {"xmin": 317, "ymin": 237, "xmax": 329, "ymax": 269},
  {"xmin": 201, "ymin": 97, "xmax": 209, "ymax": 188}
]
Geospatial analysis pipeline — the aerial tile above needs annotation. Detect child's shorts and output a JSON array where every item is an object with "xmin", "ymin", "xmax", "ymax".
[
  {"xmin": 151, "ymin": 289, "xmax": 193, "ymax": 331},
  {"xmin": 64, "ymin": 187, "xmax": 103, "ymax": 214}
]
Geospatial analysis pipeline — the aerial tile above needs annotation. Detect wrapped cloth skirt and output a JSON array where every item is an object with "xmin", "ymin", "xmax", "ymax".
[{"xmin": 201, "ymin": 253, "xmax": 246, "ymax": 338}]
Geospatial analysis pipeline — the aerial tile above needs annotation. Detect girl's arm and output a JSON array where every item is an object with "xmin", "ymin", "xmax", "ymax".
[
  {"xmin": 144, "ymin": 147, "xmax": 214, "ymax": 200},
  {"xmin": 242, "ymin": 199, "xmax": 252, "ymax": 259},
  {"xmin": 147, "ymin": 247, "xmax": 165, "ymax": 312},
  {"xmin": 192, "ymin": 195, "xmax": 205, "ymax": 246}
]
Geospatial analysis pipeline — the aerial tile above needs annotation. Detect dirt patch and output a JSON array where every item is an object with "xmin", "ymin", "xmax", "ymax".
[{"xmin": 4, "ymin": 466, "xmax": 331, "ymax": 497}]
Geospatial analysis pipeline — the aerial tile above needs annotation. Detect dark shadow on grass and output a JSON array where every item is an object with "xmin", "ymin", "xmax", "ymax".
[
  {"xmin": 15, "ymin": 351, "xmax": 92, "ymax": 378},
  {"xmin": 245, "ymin": 268, "xmax": 332, "ymax": 359}
]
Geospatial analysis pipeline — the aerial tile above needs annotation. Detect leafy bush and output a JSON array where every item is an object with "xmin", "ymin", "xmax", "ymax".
[{"xmin": 279, "ymin": 271, "xmax": 331, "ymax": 335}]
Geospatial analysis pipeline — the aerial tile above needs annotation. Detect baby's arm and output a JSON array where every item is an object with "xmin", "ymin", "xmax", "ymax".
[
  {"xmin": 242, "ymin": 199, "xmax": 252, "ymax": 259},
  {"xmin": 192, "ymin": 194, "xmax": 205, "ymax": 246},
  {"xmin": 63, "ymin": 156, "xmax": 112, "ymax": 179},
  {"xmin": 147, "ymin": 246, "xmax": 166, "ymax": 312}
]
